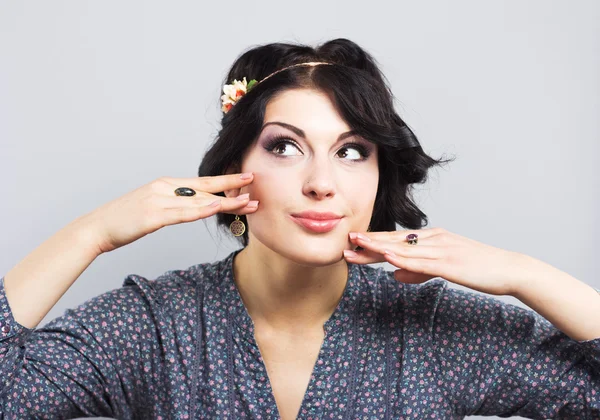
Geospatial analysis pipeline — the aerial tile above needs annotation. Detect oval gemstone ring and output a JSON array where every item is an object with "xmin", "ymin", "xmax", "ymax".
[
  {"xmin": 174, "ymin": 187, "xmax": 196, "ymax": 197},
  {"xmin": 406, "ymin": 233, "xmax": 418, "ymax": 245}
]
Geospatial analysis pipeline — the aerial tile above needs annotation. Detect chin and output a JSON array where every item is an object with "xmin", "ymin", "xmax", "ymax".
[
  {"xmin": 278, "ymin": 241, "xmax": 347, "ymax": 267},
  {"xmin": 249, "ymin": 228, "xmax": 350, "ymax": 266}
]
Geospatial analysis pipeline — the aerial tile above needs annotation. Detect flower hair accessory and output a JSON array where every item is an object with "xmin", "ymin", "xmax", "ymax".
[
  {"xmin": 220, "ymin": 61, "xmax": 333, "ymax": 114},
  {"xmin": 220, "ymin": 77, "xmax": 258, "ymax": 113}
]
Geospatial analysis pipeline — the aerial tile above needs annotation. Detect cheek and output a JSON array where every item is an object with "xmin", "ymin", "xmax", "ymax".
[
  {"xmin": 347, "ymin": 169, "xmax": 378, "ymax": 194},
  {"xmin": 346, "ymin": 172, "xmax": 378, "ymax": 214},
  {"xmin": 240, "ymin": 170, "xmax": 297, "ymax": 205}
]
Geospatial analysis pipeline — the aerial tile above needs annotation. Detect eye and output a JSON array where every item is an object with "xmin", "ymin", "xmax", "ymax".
[
  {"xmin": 334, "ymin": 141, "xmax": 371, "ymax": 161},
  {"xmin": 336, "ymin": 144, "xmax": 368, "ymax": 161},
  {"xmin": 264, "ymin": 136, "xmax": 372, "ymax": 161},
  {"xmin": 271, "ymin": 140, "xmax": 302, "ymax": 156}
]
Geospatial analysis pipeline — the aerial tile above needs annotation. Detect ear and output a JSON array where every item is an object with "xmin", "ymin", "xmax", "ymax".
[{"xmin": 223, "ymin": 164, "xmax": 243, "ymax": 199}]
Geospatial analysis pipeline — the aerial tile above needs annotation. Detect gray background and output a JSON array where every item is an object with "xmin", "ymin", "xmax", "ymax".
[{"xmin": 1, "ymin": 1, "xmax": 599, "ymax": 419}]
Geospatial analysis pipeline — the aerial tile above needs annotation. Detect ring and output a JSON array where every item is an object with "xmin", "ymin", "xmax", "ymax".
[
  {"xmin": 406, "ymin": 233, "xmax": 418, "ymax": 245},
  {"xmin": 174, "ymin": 187, "xmax": 196, "ymax": 197}
]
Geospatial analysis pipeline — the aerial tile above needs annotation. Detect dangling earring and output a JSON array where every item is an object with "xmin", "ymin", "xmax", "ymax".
[{"xmin": 230, "ymin": 215, "xmax": 246, "ymax": 236}]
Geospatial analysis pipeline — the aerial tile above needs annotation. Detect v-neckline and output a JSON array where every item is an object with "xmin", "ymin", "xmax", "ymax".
[
  {"xmin": 252, "ymin": 319, "xmax": 328, "ymax": 419},
  {"xmin": 225, "ymin": 249, "xmax": 362, "ymax": 338},
  {"xmin": 223, "ymin": 248, "xmax": 364, "ymax": 418}
]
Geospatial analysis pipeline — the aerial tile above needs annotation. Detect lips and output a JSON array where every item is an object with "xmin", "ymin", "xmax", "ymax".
[
  {"xmin": 290, "ymin": 212, "xmax": 343, "ymax": 233},
  {"xmin": 290, "ymin": 211, "xmax": 343, "ymax": 220}
]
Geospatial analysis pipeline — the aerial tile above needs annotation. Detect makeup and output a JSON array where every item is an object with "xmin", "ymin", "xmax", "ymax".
[{"xmin": 261, "ymin": 133, "xmax": 373, "ymax": 162}]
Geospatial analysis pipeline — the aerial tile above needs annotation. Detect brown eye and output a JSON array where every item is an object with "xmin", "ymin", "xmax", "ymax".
[
  {"xmin": 264, "ymin": 136, "xmax": 372, "ymax": 161},
  {"xmin": 337, "ymin": 147, "xmax": 363, "ymax": 160},
  {"xmin": 271, "ymin": 141, "xmax": 301, "ymax": 156}
]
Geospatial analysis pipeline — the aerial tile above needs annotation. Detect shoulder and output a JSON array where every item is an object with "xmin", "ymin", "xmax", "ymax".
[
  {"xmin": 364, "ymin": 265, "xmax": 532, "ymax": 319},
  {"xmin": 119, "ymin": 253, "xmax": 233, "ymax": 315},
  {"xmin": 119, "ymin": 267, "xmax": 204, "ymax": 311},
  {"xmin": 357, "ymin": 263, "xmax": 449, "ymax": 311},
  {"xmin": 432, "ymin": 283, "xmax": 550, "ymax": 341},
  {"xmin": 363, "ymin": 270, "xmax": 547, "ymax": 343}
]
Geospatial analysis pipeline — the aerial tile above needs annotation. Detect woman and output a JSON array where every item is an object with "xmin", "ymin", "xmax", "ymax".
[{"xmin": 1, "ymin": 38, "xmax": 599, "ymax": 419}]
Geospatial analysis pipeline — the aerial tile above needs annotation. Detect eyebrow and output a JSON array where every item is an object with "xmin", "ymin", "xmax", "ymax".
[{"xmin": 260, "ymin": 121, "xmax": 358, "ymax": 142}]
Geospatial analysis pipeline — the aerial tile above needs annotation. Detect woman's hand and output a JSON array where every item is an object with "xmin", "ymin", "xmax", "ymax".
[
  {"xmin": 81, "ymin": 173, "xmax": 258, "ymax": 254},
  {"xmin": 343, "ymin": 227, "xmax": 530, "ymax": 296}
]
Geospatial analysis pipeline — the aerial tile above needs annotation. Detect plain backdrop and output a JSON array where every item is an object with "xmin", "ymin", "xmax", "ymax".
[{"xmin": 1, "ymin": 1, "xmax": 599, "ymax": 419}]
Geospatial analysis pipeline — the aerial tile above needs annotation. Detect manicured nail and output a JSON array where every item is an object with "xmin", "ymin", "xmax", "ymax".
[
  {"xmin": 349, "ymin": 232, "xmax": 358, "ymax": 240},
  {"xmin": 247, "ymin": 200, "xmax": 259, "ymax": 207},
  {"xmin": 356, "ymin": 233, "xmax": 371, "ymax": 242},
  {"xmin": 236, "ymin": 193, "xmax": 250, "ymax": 201},
  {"xmin": 344, "ymin": 249, "xmax": 358, "ymax": 258},
  {"xmin": 240, "ymin": 172, "xmax": 253, "ymax": 179}
]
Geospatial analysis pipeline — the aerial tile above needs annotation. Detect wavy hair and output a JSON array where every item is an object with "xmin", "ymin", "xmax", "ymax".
[{"xmin": 198, "ymin": 38, "xmax": 455, "ymax": 247}]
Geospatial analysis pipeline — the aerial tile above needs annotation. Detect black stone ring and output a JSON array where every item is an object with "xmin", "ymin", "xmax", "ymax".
[
  {"xmin": 406, "ymin": 233, "xmax": 418, "ymax": 245},
  {"xmin": 174, "ymin": 187, "xmax": 196, "ymax": 197}
]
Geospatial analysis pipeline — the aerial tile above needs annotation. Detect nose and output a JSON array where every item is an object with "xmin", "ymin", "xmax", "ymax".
[{"xmin": 302, "ymin": 157, "xmax": 336, "ymax": 200}]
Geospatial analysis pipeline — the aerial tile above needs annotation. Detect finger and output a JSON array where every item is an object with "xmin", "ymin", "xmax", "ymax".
[
  {"xmin": 231, "ymin": 200, "xmax": 259, "ymax": 215},
  {"xmin": 349, "ymin": 234, "xmax": 443, "ymax": 260},
  {"xmin": 383, "ymin": 251, "xmax": 441, "ymax": 275},
  {"xmin": 156, "ymin": 194, "xmax": 254, "ymax": 212},
  {"xmin": 351, "ymin": 227, "xmax": 446, "ymax": 243},
  {"xmin": 163, "ymin": 172, "xmax": 255, "ymax": 194},
  {"xmin": 161, "ymin": 198, "xmax": 259, "ymax": 225},
  {"xmin": 192, "ymin": 199, "xmax": 260, "ymax": 217},
  {"xmin": 343, "ymin": 248, "xmax": 386, "ymax": 264}
]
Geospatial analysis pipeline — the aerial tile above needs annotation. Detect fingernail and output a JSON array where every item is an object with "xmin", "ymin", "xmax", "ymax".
[
  {"xmin": 237, "ymin": 193, "xmax": 250, "ymax": 201},
  {"xmin": 247, "ymin": 200, "xmax": 259, "ymax": 207},
  {"xmin": 357, "ymin": 233, "xmax": 371, "ymax": 242},
  {"xmin": 349, "ymin": 232, "xmax": 357, "ymax": 240},
  {"xmin": 344, "ymin": 249, "xmax": 358, "ymax": 258},
  {"xmin": 240, "ymin": 172, "xmax": 253, "ymax": 179}
]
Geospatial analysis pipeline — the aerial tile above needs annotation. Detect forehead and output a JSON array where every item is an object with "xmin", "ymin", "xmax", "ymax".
[{"xmin": 263, "ymin": 88, "xmax": 351, "ymax": 133}]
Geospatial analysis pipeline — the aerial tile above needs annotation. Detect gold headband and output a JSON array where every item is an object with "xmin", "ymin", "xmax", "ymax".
[
  {"xmin": 221, "ymin": 61, "xmax": 334, "ymax": 113},
  {"xmin": 258, "ymin": 61, "xmax": 333, "ymax": 84}
]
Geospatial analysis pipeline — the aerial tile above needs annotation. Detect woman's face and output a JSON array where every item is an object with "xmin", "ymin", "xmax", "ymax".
[{"xmin": 238, "ymin": 88, "xmax": 379, "ymax": 266}]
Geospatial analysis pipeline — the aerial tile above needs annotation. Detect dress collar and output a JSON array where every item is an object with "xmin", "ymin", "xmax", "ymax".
[{"xmin": 220, "ymin": 248, "xmax": 365, "ymax": 340}]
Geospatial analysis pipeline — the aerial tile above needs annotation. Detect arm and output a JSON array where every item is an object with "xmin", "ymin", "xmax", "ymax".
[
  {"xmin": 510, "ymin": 253, "xmax": 600, "ymax": 342},
  {"xmin": 0, "ymin": 275, "xmax": 153, "ymax": 418},
  {"xmin": 0, "ymin": 215, "xmax": 144, "ymax": 417},
  {"xmin": 3, "ymin": 214, "xmax": 102, "ymax": 329}
]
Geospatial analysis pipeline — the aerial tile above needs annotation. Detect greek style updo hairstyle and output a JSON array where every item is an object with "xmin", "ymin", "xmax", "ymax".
[{"xmin": 198, "ymin": 38, "xmax": 454, "ymax": 247}]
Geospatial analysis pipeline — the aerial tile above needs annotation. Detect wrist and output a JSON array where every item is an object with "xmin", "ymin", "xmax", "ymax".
[
  {"xmin": 63, "ymin": 214, "xmax": 105, "ymax": 259},
  {"xmin": 509, "ymin": 253, "xmax": 559, "ymax": 300}
]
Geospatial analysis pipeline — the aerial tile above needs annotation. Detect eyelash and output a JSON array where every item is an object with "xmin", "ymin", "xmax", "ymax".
[{"xmin": 263, "ymin": 134, "xmax": 372, "ymax": 161}]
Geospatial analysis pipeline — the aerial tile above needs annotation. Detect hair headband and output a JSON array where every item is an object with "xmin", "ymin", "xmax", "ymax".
[{"xmin": 220, "ymin": 61, "xmax": 333, "ymax": 113}]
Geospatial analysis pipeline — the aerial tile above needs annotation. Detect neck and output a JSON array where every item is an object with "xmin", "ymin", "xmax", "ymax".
[{"xmin": 232, "ymin": 243, "xmax": 349, "ymax": 333}]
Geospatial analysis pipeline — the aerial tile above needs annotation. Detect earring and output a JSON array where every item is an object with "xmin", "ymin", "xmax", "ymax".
[{"xmin": 230, "ymin": 215, "xmax": 246, "ymax": 236}]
